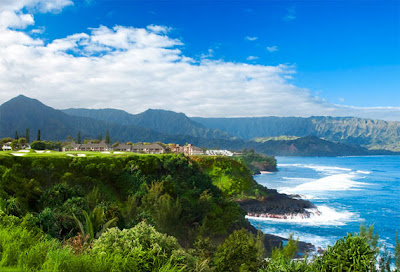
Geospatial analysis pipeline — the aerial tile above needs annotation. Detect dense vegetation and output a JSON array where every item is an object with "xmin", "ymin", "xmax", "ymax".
[
  {"xmin": 234, "ymin": 150, "xmax": 277, "ymax": 174},
  {"xmin": 0, "ymin": 154, "xmax": 399, "ymax": 271}
]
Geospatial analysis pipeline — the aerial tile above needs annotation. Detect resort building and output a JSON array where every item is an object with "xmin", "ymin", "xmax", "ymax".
[
  {"xmin": 131, "ymin": 143, "xmax": 165, "ymax": 154},
  {"xmin": 2, "ymin": 142, "xmax": 12, "ymax": 151},
  {"xmin": 205, "ymin": 149, "xmax": 234, "ymax": 156},
  {"xmin": 184, "ymin": 144, "xmax": 204, "ymax": 156},
  {"xmin": 113, "ymin": 143, "xmax": 133, "ymax": 152}
]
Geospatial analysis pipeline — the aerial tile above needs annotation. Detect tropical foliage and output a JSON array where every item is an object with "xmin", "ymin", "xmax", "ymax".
[{"xmin": 0, "ymin": 154, "xmax": 399, "ymax": 271}]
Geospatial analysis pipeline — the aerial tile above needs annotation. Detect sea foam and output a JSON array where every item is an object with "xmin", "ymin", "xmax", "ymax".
[
  {"xmin": 246, "ymin": 205, "xmax": 359, "ymax": 226},
  {"xmin": 280, "ymin": 173, "xmax": 367, "ymax": 194}
]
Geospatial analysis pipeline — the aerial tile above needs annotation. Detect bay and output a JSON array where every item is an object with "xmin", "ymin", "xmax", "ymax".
[{"xmin": 247, "ymin": 156, "xmax": 400, "ymax": 252}]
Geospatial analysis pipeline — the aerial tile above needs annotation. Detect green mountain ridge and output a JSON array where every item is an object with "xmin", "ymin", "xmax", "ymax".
[
  {"xmin": 0, "ymin": 95, "xmax": 397, "ymax": 156},
  {"xmin": 192, "ymin": 116, "xmax": 400, "ymax": 151},
  {"xmin": 62, "ymin": 108, "xmax": 233, "ymax": 140}
]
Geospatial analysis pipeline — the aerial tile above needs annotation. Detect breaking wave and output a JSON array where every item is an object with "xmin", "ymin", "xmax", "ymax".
[{"xmin": 246, "ymin": 205, "xmax": 359, "ymax": 226}]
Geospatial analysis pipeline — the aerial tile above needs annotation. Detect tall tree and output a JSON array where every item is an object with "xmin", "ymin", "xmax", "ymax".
[
  {"xmin": 14, "ymin": 131, "xmax": 19, "ymax": 140},
  {"xmin": 26, "ymin": 128, "xmax": 30, "ymax": 143},
  {"xmin": 77, "ymin": 131, "xmax": 81, "ymax": 144},
  {"xmin": 105, "ymin": 130, "xmax": 110, "ymax": 144},
  {"xmin": 37, "ymin": 129, "xmax": 41, "ymax": 141}
]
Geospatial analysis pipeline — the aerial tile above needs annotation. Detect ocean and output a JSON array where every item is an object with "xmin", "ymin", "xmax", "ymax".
[{"xmin": 247, "ymin": 156, "xmax": 400, "ymax": 252}]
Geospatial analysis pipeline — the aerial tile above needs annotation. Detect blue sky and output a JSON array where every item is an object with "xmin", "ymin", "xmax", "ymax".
[{"xmin": 0, "ymin": 0, "xmax": 399, "ymax": 119}]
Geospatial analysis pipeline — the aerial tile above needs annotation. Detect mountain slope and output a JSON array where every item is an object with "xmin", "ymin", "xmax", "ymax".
[
  {"xmin": 1, "ymin": 95, "xmax": 397, "ymax": 156},
  {"xmin": 62, "ymin": 108, "xmax": 233, "ymax": 140},
  {"xmin": 247, "ymin": 136, "xmax": 382, "ymax": 156},
  {"xmin": 0, "ymin": 95, "xmax": 169, "ymax": 142},
  {"xmin": 192, "ymin": 116, "xmax": 400, "ymax": 151}
]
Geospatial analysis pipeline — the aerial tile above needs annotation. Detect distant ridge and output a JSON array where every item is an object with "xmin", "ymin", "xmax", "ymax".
[
  {"xmin": 192, "ymin": 116, "xmax": 400, "ymax": 151},
  {"xmin": 62, "ymin": 108, "xmax": 233, "ymax": 140},
  {"xmin": 0, "ymin": 95, "xmax": 398, "ymax": 156}
]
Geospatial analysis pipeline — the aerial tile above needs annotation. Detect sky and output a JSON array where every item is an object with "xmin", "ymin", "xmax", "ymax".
[{"xmin": 0, "ymin": 0, "xmax": 399, "ymax": 120}]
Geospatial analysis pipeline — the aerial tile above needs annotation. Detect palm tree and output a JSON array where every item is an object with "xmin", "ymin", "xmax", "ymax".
[{"xmin": 73, "ymin": 206, "xmax": 118, "ymax": 240}]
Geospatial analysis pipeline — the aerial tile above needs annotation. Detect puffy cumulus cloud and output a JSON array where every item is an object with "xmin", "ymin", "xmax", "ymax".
[
  {"xmin": 0, "ymin": 0, "xmax": 73, "ymax": 13},
  {"xmin": 0, "ymin": 25, "xmax": 331, "ymax": 117},
  {"xmin": 0, "ymin": 0, "xmax": 73, "ymax": 29},
  {"xmin": 0, "ymin": 5, "xmax": 399, "ymax": 120}
]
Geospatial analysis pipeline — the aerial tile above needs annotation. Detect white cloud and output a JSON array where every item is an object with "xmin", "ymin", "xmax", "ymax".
[
  {"xmin": 245, "ymin": 36, "xmax": 258, "ymax": 41},
  {"xmin": 146, "ymin": 24, "xmax": 172, "ymax": 34},
  {"xmin": 0, "ymin": 2, "xmax": 399, "ymax": 121},
  {"xmin": 0, "ymin": 0, "xmax": 72, "ymax": 30},
  {"xmin": 246, "ymin": 56, "xmax": 259, "ymax": 61},
  {"xmin": 30, "ymin": 26, "xmax": 45, "ymax": 34},
  {"xmin": 283, "ymin": 6, "xmax": 296, "ymax": 21},
  {"xmin": 0, "ymin": 11, "xmax": 34, "ymax": 29},
  {"xmin": 266, "ymin": 45, "xmax": 278, "ymax": 52}
]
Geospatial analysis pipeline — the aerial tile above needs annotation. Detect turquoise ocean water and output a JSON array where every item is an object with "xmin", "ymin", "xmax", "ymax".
[{"xmin": 247, "ymin": 156, "xmax": 400, "ymax": 252}]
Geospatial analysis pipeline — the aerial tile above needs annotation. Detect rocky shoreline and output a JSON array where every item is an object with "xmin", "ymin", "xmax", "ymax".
[
  {"xmin": 238, "ymin": 190, "xmax": 317, "ymax": 217},
  {"xmin": 240, "ymin": 189, "xmax": 319, "ymax": 255}
]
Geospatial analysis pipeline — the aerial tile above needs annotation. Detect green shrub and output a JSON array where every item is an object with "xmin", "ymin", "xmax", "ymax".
[
  {"xmin": 313, "ymin": 233, "xmax": 375, "ymax": 271},
  {"xmin": 19, "ymin": 239, "xmax": 54, "ymax": 271},
  {"xmin": 91, "ymin": 221, "xmax": 191, "ymax": 271},
  {"xmin": 262, "ymin": 235, "xmax": 309, "ymax": 272},
  {"xmin": 41, "ymin": 246, "xmax": 105, "ymax": 272},
  {"xmin": 214, "ymin": 229, "xmax": 265, "ymax": 272},
  {"xmin": 0, "ymin": 226, "xmax": 41, "ymax": 267}
]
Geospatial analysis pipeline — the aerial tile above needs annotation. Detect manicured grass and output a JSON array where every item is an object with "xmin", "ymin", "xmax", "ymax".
[
  {"xmin": 1, "ymin": 267, "xmax": 21, "ymax": 272},
  {"xmin": 0, "ymin": 150, "xmax": 132, "ymax": 158}
]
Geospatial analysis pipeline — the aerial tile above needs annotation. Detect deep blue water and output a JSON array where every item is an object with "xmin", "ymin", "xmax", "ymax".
[{"xmin": 247, "ymin": 156, "xmax": 400, "ymax": 252}]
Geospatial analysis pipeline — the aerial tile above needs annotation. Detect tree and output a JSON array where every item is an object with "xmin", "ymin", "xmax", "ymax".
[
  {"xmin": 31, "ymin": 141, "xmax": 46, "ymax": 150},
  {"xmin": 105, "ymin": 130, "xmax": 110, "ymax": 144},
  {"xmin": 0, "ymin": 137, "xmax": 14, "ymax": 146},
  {"xmin": 18, "ymin": 137, "xmax": 28, "ymax": 149},
  {"xmin": 14, "ymin": 131, "xmax": 19, "ymax": 140},
  {"xmin": 77, "ymin": 131, "xmax": 81, "ymax": 144},
  {"xmin": 395, "ymin": 231, "xmax": 400, "ymax": 270},
  {"xmin": 25, "ymin": 128, "xmax": 30, "ymax": 143},
  {"xmin": 214, "ymin": 228, "xmax": 265, "ymax": 272},
  {"xmin": 37, "ymin": 130, "xmax": 41, "ymax": 141},
  {"xmin": 10, "ymin": 140, "xmax": 19, "ymax": 150},
  {"xmin": 112, "ymin": 141, "xmax": 120, "ymax": 148}
]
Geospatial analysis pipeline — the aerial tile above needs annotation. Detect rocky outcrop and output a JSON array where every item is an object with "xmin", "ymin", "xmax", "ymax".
[{"xmin": 238, "ymin": 191, "xmax": 317, "ymax": 218}]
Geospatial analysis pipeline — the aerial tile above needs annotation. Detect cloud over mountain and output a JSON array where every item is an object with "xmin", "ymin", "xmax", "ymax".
[{"xmin": 0, "ymin": 0, "xmax": 399, "ymax": 120}]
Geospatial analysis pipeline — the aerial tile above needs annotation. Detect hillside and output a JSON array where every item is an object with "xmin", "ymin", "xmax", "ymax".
[
  {"xmin": 1, "ymin": 95, "xmax": 398, "ymax": 156},
  {"xmin": 192, "ymin": 116, "xmax": 400, "ymax": 151},
  {"xmin": 62, "ymin": 108, "xmax": 232, "ymax": 140},
  {"xmin": 247, "ymin": 136, "xmax": 384, "ymax": 157},
  {"xmin": 0, "ymin": 95, "xmax": 233, "ymax": 146}
]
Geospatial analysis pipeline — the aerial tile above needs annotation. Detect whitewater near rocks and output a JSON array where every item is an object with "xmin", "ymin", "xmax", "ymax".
[{"xmin": 247, "ymin": 156, "xmax": 400, "ymax": 252}]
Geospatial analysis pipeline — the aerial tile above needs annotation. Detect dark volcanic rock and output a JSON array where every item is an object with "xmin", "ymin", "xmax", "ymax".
[{"xmin": 238, "ymin": 192, "xmax": 317, "ymax": 218}]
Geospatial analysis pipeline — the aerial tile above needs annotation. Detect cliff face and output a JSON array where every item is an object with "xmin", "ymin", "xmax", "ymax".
[{"xmin": 193, "ymin": 156, "xmax": 317, "ymax": 219}]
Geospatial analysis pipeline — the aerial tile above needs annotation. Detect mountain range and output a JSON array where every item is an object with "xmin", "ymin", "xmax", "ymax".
[
  {"xmin": 1, "ymin": 95, "xmax": 399, "ymax": 156},
  {"xmin": 192, "ymin": 116, "xmax": 400, "ymax": 151}
]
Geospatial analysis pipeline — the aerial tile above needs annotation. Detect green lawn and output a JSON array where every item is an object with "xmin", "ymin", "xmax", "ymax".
[
  {"xmin": 1, "ymin": 267, "xmax": 21, "ymax": 272},
  {"xmin": 0, "ymin": 150, "xmax": 131, "ymax": 158}
]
